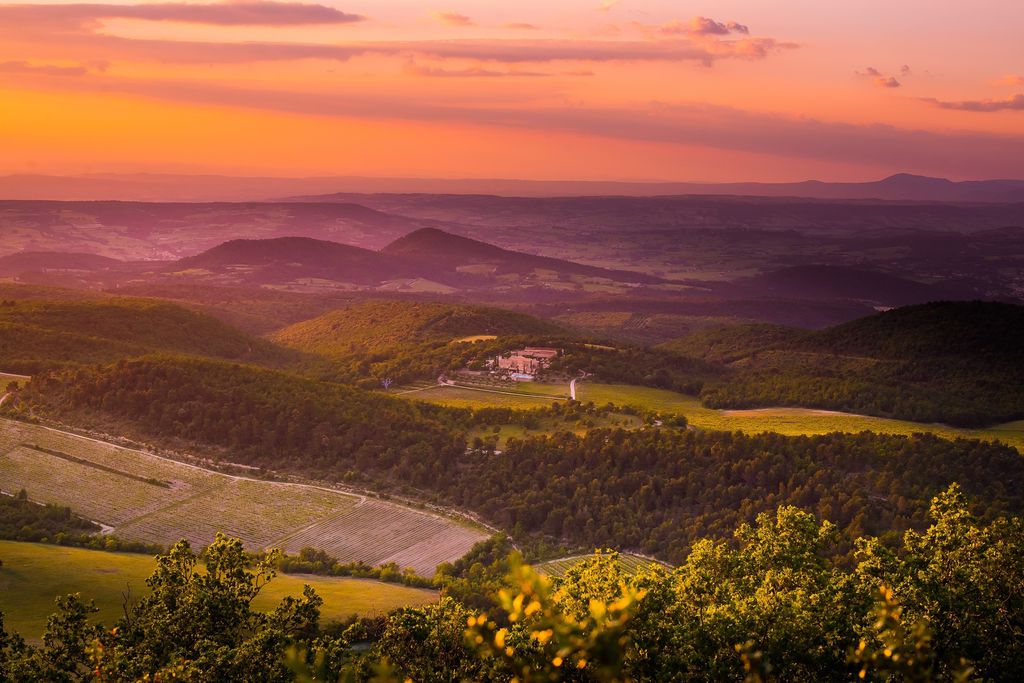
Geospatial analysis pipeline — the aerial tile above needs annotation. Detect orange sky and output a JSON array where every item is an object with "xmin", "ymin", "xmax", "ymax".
[{"xmin": 1, "ymin": 0, "xmax": 1022, "ymax": 181}]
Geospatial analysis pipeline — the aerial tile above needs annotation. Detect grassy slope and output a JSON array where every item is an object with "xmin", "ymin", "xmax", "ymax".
[
  {"xmin": 271, "ymin": 300, "xmax": 562, "ymax": 356},
  {"xmin": 0, "ymin": 540, "xmax": 436, "ymax": 641},
  {"xmin": 575, "ymin": 383, "xmax": 1024, "ymax": 453}
]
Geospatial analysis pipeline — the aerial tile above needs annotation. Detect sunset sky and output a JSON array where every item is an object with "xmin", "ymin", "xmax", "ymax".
[{"xmin": 1, "ymin": 0, "xmax": 1022, "ymax": 181}]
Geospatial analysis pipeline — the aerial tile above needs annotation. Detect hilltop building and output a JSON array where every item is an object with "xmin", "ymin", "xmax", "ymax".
[{"xmin": 494, "ymin": 347, "xmax": 560, "ymax": 381}]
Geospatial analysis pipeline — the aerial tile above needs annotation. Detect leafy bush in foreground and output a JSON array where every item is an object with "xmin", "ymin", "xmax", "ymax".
[{"xmin": 1, "ymin": 485, "xmax": 1021, "ymax": 681}]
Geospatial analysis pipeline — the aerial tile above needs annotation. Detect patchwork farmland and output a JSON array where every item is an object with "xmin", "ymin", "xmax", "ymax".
[{"xmin": 0, "ymin": 418, "xmax": 487, "ymax": 575}]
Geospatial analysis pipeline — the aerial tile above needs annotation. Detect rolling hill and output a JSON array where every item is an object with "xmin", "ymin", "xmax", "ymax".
[
  {"xmin": 676, "ymin": 301, "xmax": 1024, "ymax": 426},
  {"xmin": 0, "ymin": 298, "xmax": 297, "ymax": 372},
  {"xmin": 4, "ymin": 172, "xmax": 1024, "ymax": 202},
  {"xmin": 271, "ymin": 300, "xmax": 564, "ymax": 357},
  {"xmin": 0, "ymin": 251, "xmax": 125, "ymax": 276},
  {"xmin": 168, "ymin": 236, "xmax": 420, "ymax": 286},
  {"xmin": 381, "ymin": 227, "xmax": 663, "ymax": 284}
]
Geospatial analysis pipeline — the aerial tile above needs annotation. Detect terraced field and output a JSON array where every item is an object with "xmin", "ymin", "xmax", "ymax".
[{"xmin": 0, "ymin": 418, "xmax": 487, "ymax": 574}]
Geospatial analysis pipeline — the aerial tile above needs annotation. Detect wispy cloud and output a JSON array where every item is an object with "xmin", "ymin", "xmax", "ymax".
[
  {"xmin": 405, "ymin": 62, "xmax": 548, "ymax": 78},
  {"xmin": 504, "ymin": 22, "xmax": 539, "ymax": 31},
  {"xmin": 924, "ymin": 93, "xmax": 1024, "ymax": 112},
  {"xmin": 659, "ymin": 17, "xmax": 749, "ymax": 37},
  {"xmin": 0, "ymin": 4, "xmax": 792, "ymax": 69},
  {"xmin": 996, "ymin": 75, "xmax": 1024, "ymax": 86},
  {"xmin": 858, "ymin": 66, "xmax": 902, "ymax": 88},
  {"xmin": 432, "ymin": 10, "xmax": 475, "ymax": 27},
  {"xmin": 0, "ymin": 2, "xmax": 364, "ymax": 28},
  {"xmin": 597, "ymin": 0, "xmax": 618, "ymax": 12},
  {"xmin": 0, "ymin": 59, "xmax": 89, "ymax": 76},
  {"xmin": 0, "ymin": 30, "xmax": 796, "ymax": 67}
]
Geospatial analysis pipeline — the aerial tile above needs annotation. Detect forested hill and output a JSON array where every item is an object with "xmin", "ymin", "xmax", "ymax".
[
  {"xmin": 270, "ymin": 300, "xmax": 568, "ymax": 385},
  {"xmin": 669, "ymin": 301, "xmax": 1024, "ymax": 427},
  {"xmin": 15, "ymin": 357, "xmax": 463, "ymax": 485},
  {"xmin": 802, "ymin": 300, "xmax": 1024, "ymax": 360},
  {"xmin": 169, "ymin": 236, "xmax": 419, "ymax": 286},
  {"xmin": 10, "ymin": 356, "xmax": 1023, "ymax": 564},
  {"xmin": 0, "ymin": 298, "xmax": 298, "ymax": 373},
  {"xmin": 272, "ymin": 300, "xmax": 563, "ymax": 356},
  {"xmin": 381, "ymin": 227, "xmax": 664, "ymax": 284}
]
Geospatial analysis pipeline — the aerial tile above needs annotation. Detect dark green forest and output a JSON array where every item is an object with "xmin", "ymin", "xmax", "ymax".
[
  {"xmin": 688, "ymin": 302, "xmax": 1024, "ymax": 427},
  {"xmin": 0, "ymin": 490, "xmax": 98, "ymax": 542},
  {"xmin": 11, "ymin": 357, "xmax": 1023, "ymax": 564}
]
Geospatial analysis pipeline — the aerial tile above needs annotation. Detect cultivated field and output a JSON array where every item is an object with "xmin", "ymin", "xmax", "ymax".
[
  {"xmin": 0, "ymin": 419, "xmax": 488, "ymax": 574},
  {"xmin": 403, "ymin": 380, "xmax": 1024, "ymax": 453},
  {"xmin": 537, "ymin": 552, "xmax": 665, "ymax": 579},
  {"xmin": 402, "ymin": 384, "xmax": 564, "ymax": 409},
  {"xmin": 575, "ymin": 383, "xmax": 1024, "ymax": 453},
  {"xmin": 0, "ymin": 540, "xmax": 437, "ymax": 641}
]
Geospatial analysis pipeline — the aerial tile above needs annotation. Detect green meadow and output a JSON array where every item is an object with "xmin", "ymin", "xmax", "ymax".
[
  {"xmin": 401, "ymin": 380, "xmax": 1024, "ymax": 452},
  {"xmin": 0, "ymin": 541, "xmax": 437, "ymax": 641},
  {"xmin": 575, "ymin": 383, "xmax": 1024, "ymax": 452}
]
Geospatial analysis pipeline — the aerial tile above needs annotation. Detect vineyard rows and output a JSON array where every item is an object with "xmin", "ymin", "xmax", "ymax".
[
  {"xmin": 537, "ymin": 552, "xmax": 662, "ymax": 579},
  {"xmin": 0, "ymin": 418, "xmax": 487, "ymax": 574},
  {"xmin": 281, "ymin": 499, "xmax": 484, "ymax": 572}
]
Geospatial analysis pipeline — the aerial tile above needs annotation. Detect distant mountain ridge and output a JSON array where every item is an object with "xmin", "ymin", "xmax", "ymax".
[
  {"xmin": 154, "ymin": 229, "xmax": 662, "ymax": 289},
  {"xmin": 171, "ymin": 236, "xmax": 421, "ymax": 286},
  {"xmin": 1, "ymin": 172, "xmax": 1023, "ymax": 202},
  {"xmin": 287, "ymin": 174, "xmax": 1024, "ymax": 203},
  {"xmin": 382, "ymin": 228, "xmax": 663, "ymax": 284}
]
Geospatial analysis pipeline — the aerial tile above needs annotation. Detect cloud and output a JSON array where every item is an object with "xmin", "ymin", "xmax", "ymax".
[
  {"xmin": 597, "ymin": 0, "xmax": 619, "ymax": 12},
  {"xmin": 0, "ymin": 28, "xmax": 796, "ymax": 67},
  {"xmin": 405, "ymin": 62, "xmax": 548, "ymax": 78},
  {"xmin": 27, "ymin": 73, "xmax": 1024, "ymax": 177},
  {"xmin": 432, "ymin": 10, "xmax": 475, "ymax": 27},
  {"xmin": 858, "ymin": 67, "xmax": 901, "ymax": 88},
  {"xmin": 0, "ymin": 2, "xmax": 363, "ymax": 29},
  {"xmin": 0, "ymin": 4, "xmax": 794, "ymax": 71},
  {"xmin": 924, "ymin": 93, "xmax": 1024, "ymax": 112},
  {"xmin": 997, "ymin": 75, "xmax": 1024, "ymax": 86},
  {"xmin": 504, "ymin": 22, "xmax": 539, "ymax": 31},
  {"xmin": 660, "ymin": 17, "xmax": 749, "ymax": 37},
  {"xmin": 0, "ymin": 59, "xmax": 88, "ymax": 76}
]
